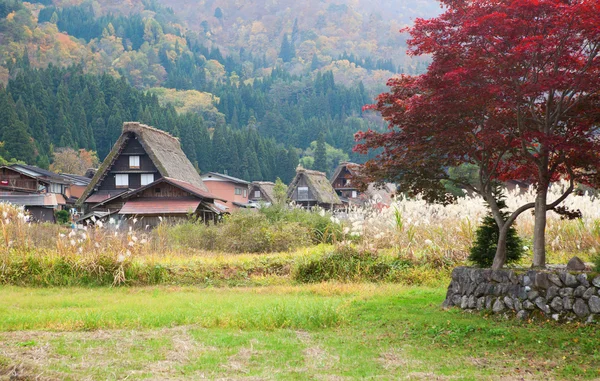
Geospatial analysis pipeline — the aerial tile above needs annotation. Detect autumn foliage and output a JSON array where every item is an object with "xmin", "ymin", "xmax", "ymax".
[{"xmin": 356, "ymin": 0, "xmax": 600, "ymax": 268}]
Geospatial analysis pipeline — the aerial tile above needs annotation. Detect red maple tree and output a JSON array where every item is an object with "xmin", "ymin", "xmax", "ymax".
[{"xmin": 356, "ymin": 0, "xmax": 600, "ymax": 269}]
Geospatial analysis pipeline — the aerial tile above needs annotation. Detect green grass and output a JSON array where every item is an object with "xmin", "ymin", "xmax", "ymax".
[{"xmin": 1, "ymin": 284, "xmax": 599, "ymax": 380}]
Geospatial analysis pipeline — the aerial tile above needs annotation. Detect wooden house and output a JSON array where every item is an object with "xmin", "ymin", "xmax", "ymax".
[
  {"xmin": 330, "ymin": 162, "xmax": 397, "ymax": 207},
  {"xmin": 0, "ymin": 165, "xmax": 75, "ymax": 222},
  {"xmin": 330, "ymin": 162, "xmax": 362, "ymax": 203},
  {"xmin": 249, "ymin": 181, "xmax": 276, "ymax": 205},
  {"xmin": 79, "ymin": 122, "xmax": 224, "ymax": 226},
  {"xmin": 287, "ymin": 168, "xmax": 342, "ymax": 210}
]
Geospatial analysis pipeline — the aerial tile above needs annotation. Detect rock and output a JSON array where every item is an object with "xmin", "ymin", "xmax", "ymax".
[
  {"xmin": 504, "ymin": 296, "xmax": 514, "ymax": 310},
  {"xmin": 552, "ymin": 314, "xmax": 560, "ymax": 321},
  {"xmin": 535, "ymin": 273, "xmax": 550, "ymax": 289},
  {"xmin": 514, "ymin": 299, "xmax": 522, "ymax": 312},
  {"xmin": 461, "ymin": 295, "xmax": 469, "ymax": 309},
  {"xmin": 477, "ymin": 297, "xmax": 485, "ymax": 310},
  {"xmin": 550, "ymin": 297, "xmax": 563, "ymax": 312},
  {"xmin": 574, "ymin": 286, "xmax": 587, "ymax": 297},
  {"xmin": 468, "ymin": 295, "xmax": 477, "ymax": 309},
  {"xmin": 522, "ymin": 275, "xmax": 532, "ymax": 287},
  {"xmin": 589, "ymin": 296, "xmax": 600, "ymax": 313},
  {"xmin": 517, "ymin": 287, "xmax": 528, "ymax": 300},
  {"xmin": 516, "ymin": 310, "xmax": 528, "ymax": 320},
  {"xmin": 493, "ymin": 298, "xmax": 505, "ymax": 314},
  {"xmin": 523, "ymin": 300, "xmax": 535, "ymax": 310},
  {"xmin": 534, "ymin": 297, "xmax": 551, "ymax": 314},
  {"xmin": 452, "ymin": 294, "xmax": 462, "ymax": 306},
  {"xmin": 546, "ymin": 286, "xmax": 559, "ymax": 300},
  {"xmin": 548, "ymin": 273, "xmax": 563, "ymax": 287},
  {"xmin": 474, "ymin": 282, "xmax": 487, "ymax": 297},
  {"xmin": 485, "ymin": 296, "xmax": 493, "ymax": 310},
  {"xmin": 567, "ymin": 256, "xmax": 586, "ymax": 271},
  {"xmin": 573, "ymin": 299, "xmax": 590, "ymax": 317},
  {"xmin": 563, "ymin": 297, "xmax": 574, "ymax": 311},
  {"xmin": 583, "ymin": 287, "xmax": 596, "ymax": 300},
  {"xmin": 586, "ymin": 314, "xmax": 596, "ymax": 324},
  {"xmin": 592, "ymin": 276, "xmax": 600, "ymax": 288},
  {"xmin": 577, "ymin": 273, "xmax": 590, "ymax": 287},
  {"xmin": 527, "ymin": 290, "xmax": 539, "ymax": 301},
  {"xmin": 564, "ymin": 272, "xmax": 579, "ymax": 287},
  {"xmin": 492, "ymin": 270, "xmax": 507, "ymax": 283},
  {"xmin": 559, "ymin": 287, "xmax": 574, "ymax": 297}
]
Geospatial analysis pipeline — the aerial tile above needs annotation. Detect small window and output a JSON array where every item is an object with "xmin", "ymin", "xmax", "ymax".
[
  {"xmin": 352, "ymin": 190, "xmax": 358, "ymax": 198},
  {"xmin": 235, "ymin": 188, "xmax": 242, "ymax": 195},
  {"xmin": 298, "ymin": 186, "xmax": 309, "ymax": 201},
  {"xmin": 129, "ymin": 156, "xmax": 140, "ymax": 169},
  {"xmin": 254, "ymin": 190, "xmax": 261, "ymax": 198},
  {"xmin": 141, "ymin": 173, "xmax": 154, "ymax": 186},
  {"xmin": 115, "ymin": 174, "xmax": 129, "ymax": 188},
  {"xmin": 243, "ymin": 189, "xmax": 247, "ymax": 198}
]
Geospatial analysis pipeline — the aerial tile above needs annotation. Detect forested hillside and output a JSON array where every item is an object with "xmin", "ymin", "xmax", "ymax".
[{"xmin": 0, "ymin": 0, "xmax": 438, "ymax": 178}]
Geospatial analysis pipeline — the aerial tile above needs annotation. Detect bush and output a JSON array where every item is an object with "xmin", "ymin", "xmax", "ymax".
[
  {"xmin": 55, "ymin": 210, "xmax": 70, "ymax": 225},
  {"xmin": 163, "ymin": 211, "xmax": 311, "ymax": 253},
  {"xmin": 468, "ymin": 188, "xmax": 524, "ymax": 267},
  {"xmin": 293, "ymin": 245, "xmax": 391, "ymax": 283},
  {"xmin": 259, "ymin": 205, "xmax": 342, "ymax": 244}
]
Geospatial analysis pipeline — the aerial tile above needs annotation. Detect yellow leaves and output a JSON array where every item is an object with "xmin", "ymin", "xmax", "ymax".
[
  {"xmin": 250, "ymin": 21, "xmax": 267, "ymax": 35},
  {"xmin": 6, "ymin": 11, "xmax": 15, "ymax": 22},
  {"xmin": 148, "ymin": 88, "xmax": 221, "ymax": 116}
]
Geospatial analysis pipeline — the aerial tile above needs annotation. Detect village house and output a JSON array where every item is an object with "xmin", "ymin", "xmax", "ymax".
[
  {"xmin": 0, "ymin": 164, "xmax": 88, "ymax": 222},
  {"xmin": 287, "ymin": 168, "xmax": 342, "ymax": 210},
  {"xmin": 330, "ymin": 162, "xmax": 396, "ymax": 207},
  {"xmin": 79, "ymin": 122, "xmax": 224, "ymax": 226},
  {"xmin": 248, "ymin": 181, "xmax": 276, "ymax": 205},
  {"xmin": 200, "ymin": 172, "xmax": 253, "ymax": 210}
]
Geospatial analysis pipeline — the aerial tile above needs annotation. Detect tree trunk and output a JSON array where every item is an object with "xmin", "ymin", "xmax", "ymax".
[
  {"xmin": 532, "ymin": 189, "xmax": 547, "ymax": 268},
  {"xmin": 491, "ymin": 224, "xmax": 509, "ymax": 270}
]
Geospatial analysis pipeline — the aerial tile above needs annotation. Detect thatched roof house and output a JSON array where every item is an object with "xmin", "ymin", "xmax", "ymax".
[
  {"xmin": 287, "ymin": 168, "xmax": 342, "ymax": 210},
  {"xmin": 79, "ymin": 122, "xmax": 222, "ymax": 226},
  {"xmin": 249, "ymin": 181, "xmax": 276, "ymax": 204}
]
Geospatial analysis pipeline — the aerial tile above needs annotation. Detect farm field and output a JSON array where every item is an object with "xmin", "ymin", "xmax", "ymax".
[{"xmin": 1, "ymin": 284, "xmax": 599, "ymax": 380}]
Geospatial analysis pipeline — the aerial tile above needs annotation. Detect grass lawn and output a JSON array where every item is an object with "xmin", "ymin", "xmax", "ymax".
[{"xmin": 1, "ymin": 284, "xmax": 599, "ymax": 380}]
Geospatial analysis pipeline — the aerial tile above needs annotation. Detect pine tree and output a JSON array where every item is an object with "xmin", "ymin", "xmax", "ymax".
[
  {"xmin": 313, "ymin": 132, "xmax": 327, "ymax": 173},
  {"xmin": 469, "ymin": 187, "xmax": 525, "ymax": 267},
  {"xmin": 4, "ymin": 120, "xmax": 35, "ymax": 163}
]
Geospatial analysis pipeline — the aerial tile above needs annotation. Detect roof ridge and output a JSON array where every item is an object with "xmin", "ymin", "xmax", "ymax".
[{"xmin": 122, "ymin": 122, "xmax": 180, "ymax": 141}]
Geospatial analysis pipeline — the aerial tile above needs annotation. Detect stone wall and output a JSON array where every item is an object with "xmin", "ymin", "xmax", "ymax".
[{"xmin": 443, "ymin": 267, "xmax": 600, "ymax": 322}]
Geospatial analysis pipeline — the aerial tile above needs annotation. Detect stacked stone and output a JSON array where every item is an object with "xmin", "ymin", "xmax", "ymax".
[{"xmin": 443, "ymin": 267, "xmax": 600, "ymax": 322}]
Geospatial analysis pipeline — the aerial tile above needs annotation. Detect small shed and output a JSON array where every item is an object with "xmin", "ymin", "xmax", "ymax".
[{"xmin": 287, "ymin": 168, "xmax": 342, "ymax": 210}]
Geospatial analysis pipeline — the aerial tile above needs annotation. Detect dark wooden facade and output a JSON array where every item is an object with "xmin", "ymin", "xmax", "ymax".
[
  {"xmin": 97, "ymin": 138, "xmax": 161, "ymax": 192},
  {"xmin": 0, "ymin": 167, "xmax": 40, "ymax": 192}
]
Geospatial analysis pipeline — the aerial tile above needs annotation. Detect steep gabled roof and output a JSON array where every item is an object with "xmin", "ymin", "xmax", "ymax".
[
  {"xmin": 287, "ymin": 168, "xmax": 342, "ymax": 205},
  {"xmin": 250, "ymin": 181, "xmax": 276, "ymax": 203},
  {"xmin": 80, "ymin": 122, "xmax": 208, "ymax": 203},
  {"xmin": 330, "ymin": 162, "xmax": 362, "ymax": 185}
]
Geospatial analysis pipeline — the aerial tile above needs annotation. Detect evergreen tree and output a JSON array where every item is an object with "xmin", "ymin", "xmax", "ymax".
[
  {"xmin": 469, "ymin": 187, "xmax": 524, "ymax": 267},
  {"xmin": 3, "ymin": 120, "xmax": 35, "ymax": 163},
  {"xmin": 313, "ymin": 132, "xmax": 327, "ymax": 173}
]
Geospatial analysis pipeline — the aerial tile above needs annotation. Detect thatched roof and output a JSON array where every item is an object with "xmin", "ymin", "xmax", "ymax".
[
  {"xmin": 251, "ymin": 181, "xmax": 276, "ymax": 203},
  {"xmin": 80, "ymin": 122, "xmax": 208, "ymax": 203},
  {"xmin": 287, "ymin": 168, "xmax": 342, "ymax": 205},
  {"xmin": 330, "ymin": 161, "xmax": 362, "ymax": 184}
]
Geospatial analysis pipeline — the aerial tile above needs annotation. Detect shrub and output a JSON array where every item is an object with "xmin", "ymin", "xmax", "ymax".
[
  {"xmin": 468, "ymin": 188, "xmax": 524, "ymax": 267},
  {"xmin": 259, "ymin": 205, "xmax": 342, "ymax": 244},
  {"xmin": 55, "ymin": 210, "xmax": 70, "ymax": 225},
  {"xmin": 163, "ymin": 211, "xmax": 311, "ymax": 253},
  {"xmin": 293, "ymin": 245, "xmax": 391, "ymax": 283}
]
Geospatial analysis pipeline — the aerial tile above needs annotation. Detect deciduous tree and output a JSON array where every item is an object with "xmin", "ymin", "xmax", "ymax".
[{"xmin": 356, "ymin": 0, "xmax": 600, "ymax": 269}]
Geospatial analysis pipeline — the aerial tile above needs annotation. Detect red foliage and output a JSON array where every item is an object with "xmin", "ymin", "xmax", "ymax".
[{"xmin": 356, "ymin": 0, "xmax": 600, "ymax": 199}]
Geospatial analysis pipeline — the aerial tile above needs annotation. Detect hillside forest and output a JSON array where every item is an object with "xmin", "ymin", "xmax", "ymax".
[{"xmin": 0, "ymin": 0, "xmax": 437, "ymax": 180}]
